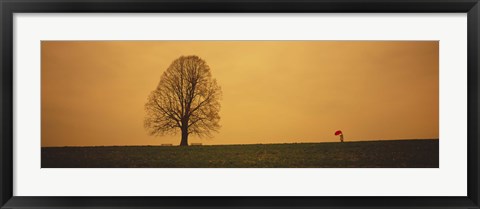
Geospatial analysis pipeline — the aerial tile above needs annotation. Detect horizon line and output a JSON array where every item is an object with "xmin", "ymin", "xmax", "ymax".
[{"xmin": 41, "ymin": 138, "xmax": 439, "ymax": 148}]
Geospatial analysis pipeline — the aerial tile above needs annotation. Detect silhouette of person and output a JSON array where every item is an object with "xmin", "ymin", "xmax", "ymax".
[{"xmin": 335, "ymin": 130, "xmax": 344, "ymax": 142}]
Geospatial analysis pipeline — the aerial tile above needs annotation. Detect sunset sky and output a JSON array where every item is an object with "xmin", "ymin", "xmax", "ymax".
[{"xmin": 41, "ymin": 41, "xmax": 438, "ymax": 147}]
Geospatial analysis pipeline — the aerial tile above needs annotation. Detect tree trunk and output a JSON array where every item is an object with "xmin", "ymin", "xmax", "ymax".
[{"xmin": 180, "ymin": 127, "xmax": 189, "ymax": 146}]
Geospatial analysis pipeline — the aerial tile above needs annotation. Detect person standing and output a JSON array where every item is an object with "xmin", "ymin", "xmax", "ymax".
[{"xmin": 335, "ymin": 130, "xmax": 344, "ymax": 142}]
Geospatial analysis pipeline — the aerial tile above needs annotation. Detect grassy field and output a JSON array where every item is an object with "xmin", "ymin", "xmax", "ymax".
[{"xmin": 41, "ymin": 139, "xmax": 438, "ymax": 168}]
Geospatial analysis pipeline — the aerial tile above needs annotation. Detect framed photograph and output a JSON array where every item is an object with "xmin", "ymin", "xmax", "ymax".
[{"xmin": 1, "ymin": 0, "xmax": 479, "ymax": 208}]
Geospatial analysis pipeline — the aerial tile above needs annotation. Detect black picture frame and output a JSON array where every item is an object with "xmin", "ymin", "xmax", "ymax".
[{"xmin": 1, "ymin": 0, "xmax": 479, "ymax": 208}]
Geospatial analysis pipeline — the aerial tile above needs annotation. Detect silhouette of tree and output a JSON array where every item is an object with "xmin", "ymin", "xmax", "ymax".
[{"xmin": 144, "ymin": 55, "xmax": 222, "ymax": 146}]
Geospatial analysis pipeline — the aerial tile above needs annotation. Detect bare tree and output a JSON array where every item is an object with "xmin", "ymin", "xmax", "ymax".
[{"xmin": 144, "ymin": 55, "xmax": 222, "ymax": 146}]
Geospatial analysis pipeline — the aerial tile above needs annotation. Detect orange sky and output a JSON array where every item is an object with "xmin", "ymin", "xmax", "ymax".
[{"xmin": 41, "ymin": 41, "xmax": 438, "ymax": 147}]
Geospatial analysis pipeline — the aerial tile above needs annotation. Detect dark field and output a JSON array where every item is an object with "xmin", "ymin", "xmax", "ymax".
[{"xmin": 41, "ymin": 139, "xmax": 439, "ymax": 168}]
